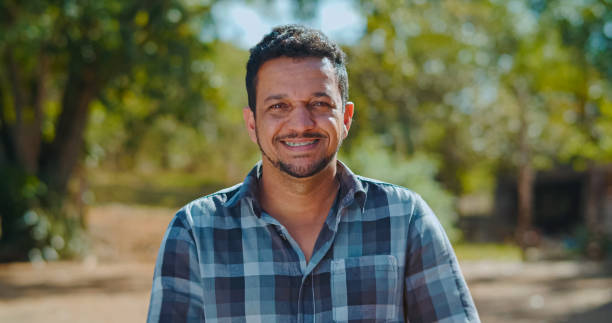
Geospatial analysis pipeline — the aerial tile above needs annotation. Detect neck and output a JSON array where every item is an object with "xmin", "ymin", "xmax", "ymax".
[{"xmin": 259, "ymin": 159, "xmax": 340, "ymax": 225}]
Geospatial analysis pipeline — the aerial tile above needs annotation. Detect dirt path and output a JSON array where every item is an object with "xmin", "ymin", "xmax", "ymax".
[
  {"xmin": 465, "ymin": 261, "xmax": 612, "ymax": 322},
  {"xmin": 0, "ymin": 204, "xmax": 610, "ymax": 322},
  {"xmin": 0, "ymin": 204, "xmax": 171, "ymax": 323}
]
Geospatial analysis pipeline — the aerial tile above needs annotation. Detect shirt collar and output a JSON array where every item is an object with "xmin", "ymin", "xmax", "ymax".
[
  {"xmin": 223, "ymin": 161, "xmax": 262, "ymax": 209},
  {"xmin": 336, "ymin": 160, "xmax": 367, "ymax": 212},
  {"xmin": 223, "ymin": 160, "xmax": 367, "ymax": 214}
]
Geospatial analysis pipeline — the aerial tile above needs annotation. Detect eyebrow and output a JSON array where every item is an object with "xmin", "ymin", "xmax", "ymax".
[
  {"xmin": 313, "ymin": 92, "xmax": 331, "ymax": 99},
  {"xmin": 263, "ymin": 92, "xmax": 332, "ymax": 103},
  {"xmin": 263, "ymin": 94, "xmax": 287, "ymax": 103}
]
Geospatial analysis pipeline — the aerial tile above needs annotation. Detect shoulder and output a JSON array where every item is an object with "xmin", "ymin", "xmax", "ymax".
[
  {"xmin": 172, "ymin": 183, "xmax": 244, "ymax": 228},
  {"xmin": 353, "ymin": 175, "xmax": 436, "ymax": 226},
  {"xmin": 355, "ymin": 176, "xmax": 451, "ymax": 243},
  {"xmin": 356, "ymin": 175, "xmax": 423, "ymax": 208}
]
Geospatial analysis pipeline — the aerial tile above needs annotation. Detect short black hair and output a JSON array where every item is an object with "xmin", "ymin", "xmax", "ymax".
[{"xmin": 245, "ymin": 24, "xmax": 348, "ymax": 113}]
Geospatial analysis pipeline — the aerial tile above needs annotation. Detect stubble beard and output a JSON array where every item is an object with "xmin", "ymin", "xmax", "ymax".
[{"xmin": 255, "ymin": 128, "xmax": 340, "ymax": 179}]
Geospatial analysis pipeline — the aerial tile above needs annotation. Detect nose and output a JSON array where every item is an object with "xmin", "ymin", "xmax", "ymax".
[{"xmin": 286, "ymin": 105, "xmax": 315, "ymax": 133}]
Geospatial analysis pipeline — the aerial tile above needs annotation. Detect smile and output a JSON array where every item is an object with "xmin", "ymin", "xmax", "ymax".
[{"xmin": 281, "ymin": 139, "xmax": 319, "ymax": 147}]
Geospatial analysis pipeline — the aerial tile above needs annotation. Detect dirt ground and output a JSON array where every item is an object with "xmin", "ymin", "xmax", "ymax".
[{"xmin": 0, "ymin": 204, "xmax": 611, "ymax": 323}]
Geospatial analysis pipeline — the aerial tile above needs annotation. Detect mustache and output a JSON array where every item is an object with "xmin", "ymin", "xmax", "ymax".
[{"xmin": 275, "ymin": 132, "xmax": 325, "ymax": 141}]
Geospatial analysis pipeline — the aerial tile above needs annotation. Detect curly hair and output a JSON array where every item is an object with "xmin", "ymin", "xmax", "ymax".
[{"xmin": 245, "ymin": 24, "xmax": 348, "ymax": 113}]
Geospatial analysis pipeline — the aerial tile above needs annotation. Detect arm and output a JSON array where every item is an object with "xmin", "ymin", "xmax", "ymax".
[
  {"xmin": 147, "ymin": 210, "xmax": 205, "ymax": 322},
  {"xmin": 404, "ymin": 195, "xmax": 480, "ymax": 323}
]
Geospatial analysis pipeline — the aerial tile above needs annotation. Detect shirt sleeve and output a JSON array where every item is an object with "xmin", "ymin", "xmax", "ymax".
[
  {"xmin": 147, "ymin": 209, "xmax": 205, "ymax": 323},
  {"xmin": 404, "ymin": 194, "xmax": 480, "ymax": 322}
]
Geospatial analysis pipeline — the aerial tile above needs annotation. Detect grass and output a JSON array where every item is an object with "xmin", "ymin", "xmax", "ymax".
[
  {"xmin": 87, "ymin": 169, "xmax": 228, "ymax": 208},
  {"xmin": 454, "ymin": 242, "xmax": 523, "ymax": 261}
]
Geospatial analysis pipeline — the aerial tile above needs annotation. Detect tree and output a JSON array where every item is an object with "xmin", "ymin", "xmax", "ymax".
[
  {"xmin": 347, "ymin": 0, "xmax": 612, "ymax": 251},
  {"xmin": 532, "ymin": 0, "xmax": 612, "ymax": 257},
  {"xmin": 0, "ymin": 0, "xmax": 216, "ymax": 261}
]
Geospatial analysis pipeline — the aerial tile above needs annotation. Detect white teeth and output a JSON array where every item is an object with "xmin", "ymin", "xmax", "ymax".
[{"xmin": 284, "ymin": 140, "xmax": 316, "ymax": 147}]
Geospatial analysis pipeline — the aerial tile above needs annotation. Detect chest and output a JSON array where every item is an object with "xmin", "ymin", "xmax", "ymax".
[{"xmin": 195, "ymin": 215, "xmax": 409, "ymax": 322}]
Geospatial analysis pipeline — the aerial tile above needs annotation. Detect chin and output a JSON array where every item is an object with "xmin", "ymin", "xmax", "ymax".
[
  {"xmin": 279, "ymin": 161, "xmax": 328, "ymax": 178},
  {"xmin": 257, "ymin": 136, "xmax": 338, "ymax": 178},
  {"xmin": 273, "ymin": 154, "xmax": 335, "ymax": 178}
]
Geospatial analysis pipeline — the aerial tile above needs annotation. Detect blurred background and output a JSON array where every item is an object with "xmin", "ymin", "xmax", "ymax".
[{"xmin": 1, "ymin": 0, "xmax": 611, "ymax": 322}]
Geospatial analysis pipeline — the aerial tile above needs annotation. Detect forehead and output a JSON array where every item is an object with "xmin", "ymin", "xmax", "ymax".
[
  {"xmin": 256, "ymin": 56, "xmax": 338, "ymax": 95},
  {"xmin": 259, "ymin": 56, "xmax": 334, "ymax": 74}
]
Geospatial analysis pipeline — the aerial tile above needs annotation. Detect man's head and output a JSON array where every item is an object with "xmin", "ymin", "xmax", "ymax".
[
  {"xmin": 246, "ymin": 24, "xmax": 348, "ymax": 113},
  {"xmin": 243, "ymin": 25, "xmax": 354, "ymax": 179}
]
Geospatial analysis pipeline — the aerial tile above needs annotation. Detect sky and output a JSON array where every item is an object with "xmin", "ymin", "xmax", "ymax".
[{"xmin": 211, "ymin": 0, "xmax": 365, "ymax": 49}]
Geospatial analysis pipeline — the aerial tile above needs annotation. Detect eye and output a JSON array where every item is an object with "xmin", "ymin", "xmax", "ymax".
[
  {"xmin": 311, "ymin": 101, "xmax": 331, "ymax": 108},
  {"xmin": 269, "ymin": 103, "xmax": 288, "ymax": 110}
]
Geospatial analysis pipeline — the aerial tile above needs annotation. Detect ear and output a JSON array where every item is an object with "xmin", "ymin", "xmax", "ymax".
[
  {"xmin": 243, "ymin": 107, "xmax": 258, "ymax": 144},
  {"xmin": 342, "ymin": 101, "xmax": 354, "ymax": 139}
]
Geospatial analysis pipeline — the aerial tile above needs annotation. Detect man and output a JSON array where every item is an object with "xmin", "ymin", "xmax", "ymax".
[{"xmin": 148, "ymin": 25, "xmax": 480, "ymax": 322}]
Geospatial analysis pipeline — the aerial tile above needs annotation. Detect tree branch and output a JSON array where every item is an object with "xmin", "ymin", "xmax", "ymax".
[{"xmin": 5, "ymin": 49, "xmax": 23, "ymax": 137}]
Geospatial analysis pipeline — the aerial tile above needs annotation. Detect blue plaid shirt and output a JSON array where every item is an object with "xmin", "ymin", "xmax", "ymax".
[{"xmin": 147, "ymin": 162, "xmax": 480, "ymax": 322}]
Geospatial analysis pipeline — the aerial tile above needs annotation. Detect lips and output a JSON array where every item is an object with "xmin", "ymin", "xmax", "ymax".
[
  {"xmin": 283, "ymin": 140, "xmax": 319, "ymax": 147},
  {"xmin": 276, "ymin": 133, "xmax": 325, "ymax": 150},
  {"xmin": 280, "ymin": 139, "xmax": 321, "ymax": 151},
  {"xmin": 277, "ymin": 134, "xmax": 325, "ymax": 151}
]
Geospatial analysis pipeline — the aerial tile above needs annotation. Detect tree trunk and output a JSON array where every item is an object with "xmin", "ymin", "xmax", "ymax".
[
  {"xmin": 0, "ymin": 165, "xmax": 37, "ymax": 262},
  {"xmin": 39, "ymin": 66, "xmax": 98, "ymax": 195},
  {"xmin": 3, "ymin": 50, "xmax": 24, "ymax": 164},
  {"xmin": 0, "ymin": 83, "xmax": 12, "ymax": 163},
  {"xmin": 0, "ymin": 50, "xmax": 48, "ymax": 261},
  {"xmin": 513, "ymin": 80, "xmax": 537, "ymax": 254},
  {"xmin": 3, "ymin": 49, "xmax": 47, "ymax": 172},
  {"xmin": 585, "ymin": 166, "xmax": 604, "ymax": 259},
  {"xmin": 18, "ymin": 52, "xmax": 47, "ymax": 173},
  {"xmin": 516, "ymin": 161, "xmax": 535, "ymax": 250}
]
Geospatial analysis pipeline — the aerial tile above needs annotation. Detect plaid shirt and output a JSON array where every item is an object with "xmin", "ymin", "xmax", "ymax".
[{"xmin": 147, "ymin": 162, "xmax": 480, "ymax": 322}]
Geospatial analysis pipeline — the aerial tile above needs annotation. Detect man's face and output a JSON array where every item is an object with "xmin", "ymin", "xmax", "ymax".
[{"xmin": 243, "ymin": 56, "xmax": 353, "ymax": 178}]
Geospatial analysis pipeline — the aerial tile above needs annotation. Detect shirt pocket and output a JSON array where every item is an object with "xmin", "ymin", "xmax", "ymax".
[{"xmin": 330, "ymin": 255, "xmax": 399, "ymax": 322}]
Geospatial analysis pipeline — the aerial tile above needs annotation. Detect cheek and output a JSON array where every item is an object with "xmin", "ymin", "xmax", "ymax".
[
  {"xmin": 316, "ymin": 112, "xmax": 339, "ymax": 124},
  {"xmin": 322, "ymin": 115, "xmax": 344, "ymax": 137},
  {"xmin": 257, "ymin": 118, "xmax": 280, "ymax": 141}
]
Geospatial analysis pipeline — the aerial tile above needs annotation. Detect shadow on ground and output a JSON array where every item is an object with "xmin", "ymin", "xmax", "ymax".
[
  {"xmin": 0, "ymin": 275, "xmax": 140, "ymax": 299},
  {"xmin": 561, "ymin": 301, "xmax": 612, "ymax": 323}
]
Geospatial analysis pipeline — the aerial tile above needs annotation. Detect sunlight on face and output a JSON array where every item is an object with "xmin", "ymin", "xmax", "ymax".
[{"xmin": 244, "ymin": 57, "xmax": 351, "ymax": 178}]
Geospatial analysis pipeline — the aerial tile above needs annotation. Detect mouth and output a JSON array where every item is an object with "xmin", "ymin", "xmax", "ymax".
[
  {"xmin": 280, "ymin": 139, "xmax": 320, "ymax": 149},
  {"xmin": 281, "ymin": 139, "xmax": 319, "ymax": 147}
]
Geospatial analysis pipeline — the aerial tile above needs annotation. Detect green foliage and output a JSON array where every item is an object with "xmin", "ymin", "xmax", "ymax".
[
  {"xmin": 536, "ymin": 0, "xmax": 612, "ymax": 80},
  {"xmin": 346, "ymin": 0, "xmax": 612, "ymax": 197},
  {"xmin": 3, "ymin": 0, "xmax": 612, "ymax": 261},
  {"xmin": 88, "ymin": 169, "xmax": 227, "ymax": 208},
  {"xmin": 563, "ymin": 225, "xmax": 612, "ymax": 260},
  {"xmin": 85, "ymin": 40, "xmax": 258, "ymax": 183},
  {"xmin": 0, "ymin": 166, "xmax": 44, "ymax": 261},
  {"xmin": 341, "ymin": 136, "xmax": 459, "ymax": 241},
  {"xmin": 0, "ymin": 0, "xmax": 219, "ymax": 261},
  {"xmin": 21, "ymin": 205, "xmax": 89, "ymax": 262},
  {"xmin": 0, "ymin": 166, "xmax": 86, "ymax": 261}
]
